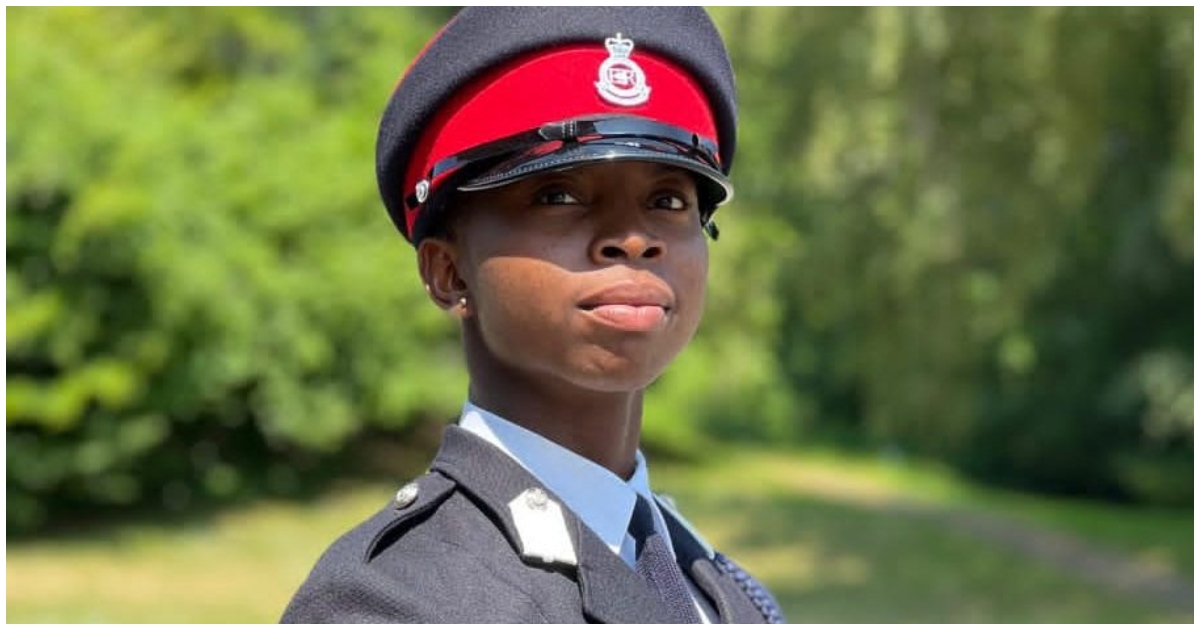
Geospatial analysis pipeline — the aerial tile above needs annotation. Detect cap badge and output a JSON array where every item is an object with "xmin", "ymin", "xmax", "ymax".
[{"xmin": 595, "ymin": 34, "xmax": 650, "ymax": 107}]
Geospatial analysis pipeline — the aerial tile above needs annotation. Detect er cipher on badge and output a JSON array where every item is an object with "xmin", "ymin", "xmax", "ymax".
[{"xmin": 595, "ymin": 34, "xmax": 650, "ymax": 107}]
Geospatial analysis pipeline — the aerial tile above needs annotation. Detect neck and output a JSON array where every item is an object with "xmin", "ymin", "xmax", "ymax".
[{"xmin": 464, "ymin": 342, "xmax": 644, "ymax": 480}]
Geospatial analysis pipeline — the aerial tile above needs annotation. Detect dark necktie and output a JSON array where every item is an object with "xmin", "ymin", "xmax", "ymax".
[{"xmin": 628, "ymin": 495, "xmax": 702, "ymax": 624}]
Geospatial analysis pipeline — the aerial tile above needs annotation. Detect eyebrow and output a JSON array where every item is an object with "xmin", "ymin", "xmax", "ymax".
[{"xmin": 646, "ymin": 163, "xmax": 688, "ymax": 177}]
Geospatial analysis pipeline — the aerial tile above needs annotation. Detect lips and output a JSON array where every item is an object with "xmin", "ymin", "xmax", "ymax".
[{"xmin": 578, "ymin": 280, "xmax": 674, "ymax": 332}]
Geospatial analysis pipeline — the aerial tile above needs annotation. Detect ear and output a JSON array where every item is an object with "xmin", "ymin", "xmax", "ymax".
[{"xmin": 417, "ymin": 237, "xmax": 469, "ymax": 312}]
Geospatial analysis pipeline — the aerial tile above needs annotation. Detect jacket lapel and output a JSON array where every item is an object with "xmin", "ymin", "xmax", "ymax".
[
  {"xmin": 429, "ymin": 426, "xmax": 678, "ymax": 624},
  {"xmin": 572, "ymin": 517, "xmax": 679, "ymax": 623},
  {"xmin": 658, "ymin": 496, "xmax": 768, "ymax": 624},
  {"xmin": 688, "ymin": 559, "xmax": 767, "ymax": 623}
]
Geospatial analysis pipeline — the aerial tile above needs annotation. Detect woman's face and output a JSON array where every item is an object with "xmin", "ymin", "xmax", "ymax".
[{"xmin": 450, "ymin": 160, "xmax": 710, "ymax": 394}]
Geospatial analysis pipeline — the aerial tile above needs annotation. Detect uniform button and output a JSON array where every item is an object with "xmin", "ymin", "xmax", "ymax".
[
  {"xmin": 525, "ymin": 487, "xmax": 548, "ymax": 510},
  {"xmin": 393, "ymin": 482, "xmax": 419, "ymax": 509}
]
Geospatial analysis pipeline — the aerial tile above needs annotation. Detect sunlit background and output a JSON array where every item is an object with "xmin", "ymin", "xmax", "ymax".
[{"xmin": 6, "ymin": 7, "xmax": 1193, "ymax": 623}]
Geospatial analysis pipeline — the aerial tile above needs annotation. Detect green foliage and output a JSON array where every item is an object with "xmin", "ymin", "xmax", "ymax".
[
  {"xmin": 7, "ymin": 7, "xmax": 467, "ymax": 530},
  {"xmin": 6, "ymin": 8, "xmax": 1193, "ymax": 531},
  {"xmin": 710, "ymin": 7, "xmax": 1192, "ymax": 502}
]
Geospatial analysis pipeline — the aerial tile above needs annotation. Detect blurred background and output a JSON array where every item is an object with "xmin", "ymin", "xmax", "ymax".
[{"xmin": 6, "ymin": 6, "xmax": 1193, "ymax": 623}]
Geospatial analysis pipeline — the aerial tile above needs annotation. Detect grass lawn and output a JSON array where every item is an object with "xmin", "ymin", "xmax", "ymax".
[
  {"xmin": 652, "ymin": 448, "xmax": 1192, "ymax": 623},
  {"xmin": 663, "ymin": 445, "xmax": 1194, "ymax": 576},
  {"xmin": 6, "ymin": 444, "xmax": 1192, "ymax": 623}
]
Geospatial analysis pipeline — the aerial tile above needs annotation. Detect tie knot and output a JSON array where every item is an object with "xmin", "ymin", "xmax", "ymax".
[{"xmin": 628, "ymin": 494, "xmax": 658, "ymax": 552}]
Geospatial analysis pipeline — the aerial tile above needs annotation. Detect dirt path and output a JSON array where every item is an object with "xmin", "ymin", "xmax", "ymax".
[
  {"xmin": 774, "ymin": 466, "xmax": 1193, "ymax": 614},
  {"xmin": 895, "ymin": 502, "xmax": 1194, "ymax": 614}
]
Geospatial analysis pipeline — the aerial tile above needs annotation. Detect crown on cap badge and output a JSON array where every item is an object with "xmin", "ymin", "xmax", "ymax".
[{"xmin": 595, "ymin": 34, "xmax": 650, "ymax": 107}]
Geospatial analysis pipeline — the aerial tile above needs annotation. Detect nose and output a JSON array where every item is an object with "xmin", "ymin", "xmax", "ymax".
[{"xmin": 589, "ymin": 221, "xmax": 665, "ymax": 263}]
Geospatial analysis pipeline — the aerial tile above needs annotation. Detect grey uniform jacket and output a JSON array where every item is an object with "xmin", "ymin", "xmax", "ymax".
[{"xmin": 281, "ymin": 426, "xmax": 783, "ymax": 623}]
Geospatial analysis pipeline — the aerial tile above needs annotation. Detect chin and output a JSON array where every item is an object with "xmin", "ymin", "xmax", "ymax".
[
  {"xmin": 576, "ymin": 373, "xmax": 661, "ymax": 394},
  {"xmin": 569, "ymin": 349, "xmax": 676, "ymax": 393}
]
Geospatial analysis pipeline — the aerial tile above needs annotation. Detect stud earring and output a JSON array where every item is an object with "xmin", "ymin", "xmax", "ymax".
[{"xmin": 458, "ymin": 296, "xmax": 468, "ymax": 309}]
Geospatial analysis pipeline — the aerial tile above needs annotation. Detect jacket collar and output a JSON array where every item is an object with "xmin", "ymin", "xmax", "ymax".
[
  {"xmin": 429, "ymin": 425, "xmax": 766, "ymax": 623},
  {"xmin": 660, "ymin": 502, "xmax": 768, "ymax": 623}
]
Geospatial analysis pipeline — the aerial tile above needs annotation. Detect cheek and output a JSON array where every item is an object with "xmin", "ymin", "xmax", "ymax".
[
  {"xmin": 476, "ymin": 258, "xmax": 559, "ymax": 311},
  {"xmin": 470, "ymin": 256, "xmax": 572, "ymax": 353},
  {"xmin": 675, "ymin": 239, "xmax": 710, "ymax": 323}
]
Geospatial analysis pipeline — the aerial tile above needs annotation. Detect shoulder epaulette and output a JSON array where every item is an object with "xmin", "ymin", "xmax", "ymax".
[{"xmin": 364, "ymin": 471, "xmax": 458, "ymax": 561}]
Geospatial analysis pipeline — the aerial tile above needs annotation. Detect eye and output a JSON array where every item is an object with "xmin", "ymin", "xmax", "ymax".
[
  {"xmin": 651, "ymin": 192, "xmax": 690, "ymax": 211},
  {"xmin": 534, "ymin": 187, "xmax": 582, "ymax": 206}
]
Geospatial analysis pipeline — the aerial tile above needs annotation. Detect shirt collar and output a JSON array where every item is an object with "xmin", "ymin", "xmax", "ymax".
[{"xmin": 458, "ymin": 401, "xmax": 662, "ymax": 561}]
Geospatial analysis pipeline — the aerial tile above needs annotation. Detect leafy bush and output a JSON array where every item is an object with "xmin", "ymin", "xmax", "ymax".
[
  {"xmin": 7, "ymin": 8, "xmax": 467, "ymax": 530},
  {"xmin": 7, "ymin": 8, "xmax": 1193, "ymax": 533}
]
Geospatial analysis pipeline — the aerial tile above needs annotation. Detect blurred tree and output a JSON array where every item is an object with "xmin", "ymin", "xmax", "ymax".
[
  {"xmin": 7, "ymin": 8, "xmax": 1193, "ymax": 532},
  {"xmin": 714, "ymin": 6, "xmax": 1192, "ymax": 502},
  {"xmin": 7, "ymin": 7, "xmax": 467, "ymax": 529}
]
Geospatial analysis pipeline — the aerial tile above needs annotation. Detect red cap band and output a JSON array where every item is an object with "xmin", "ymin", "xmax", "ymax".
[{"xmin": 401, "ymin": 43, "xmax": 720, "ymax": 236}]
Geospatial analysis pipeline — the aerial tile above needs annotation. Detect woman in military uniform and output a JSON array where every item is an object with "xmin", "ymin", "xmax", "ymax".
[{"xmin": 282, "ymin": 7, "xmax": 784, "ymax": 624}]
